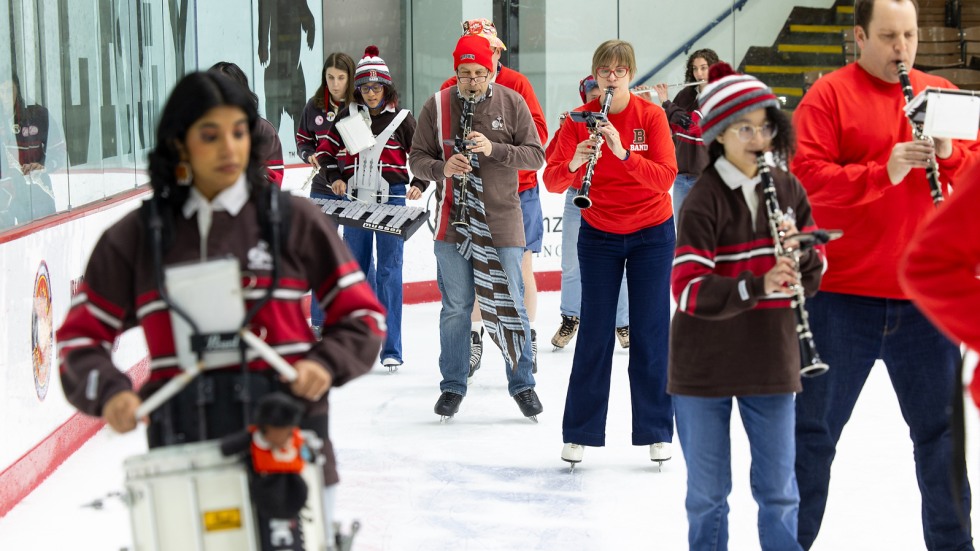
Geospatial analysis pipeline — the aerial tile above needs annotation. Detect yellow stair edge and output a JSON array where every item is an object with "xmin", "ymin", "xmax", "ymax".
[
  {"xmin": 837, "ymin": 6, "xmax": 854, "ymax": 15},
  {"xmin": 772, "ymin": 87, "xmax": 804, "ymax": 97},
  {"xmin": 745, "ymin": 65, "xmax": 841, "ymax": 74},
  {"xmin": 778, "ymin": 44, "xmax": 843, "ymax": 54},
  {"xmin": 790, "ymin": 24, "xmax": 852, "ymax": 33}
]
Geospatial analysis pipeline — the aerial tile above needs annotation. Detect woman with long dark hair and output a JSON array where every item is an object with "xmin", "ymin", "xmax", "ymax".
[
  {"xmin": 653, "ymin": 48, "xmax": 720, "ymax": 219},
  {"xmin": 316, "ymin": 46, "xmax": 424, "ymax": 371},
  {"xmin": 56, "ymin": 71, "xmax": 385, "ymax": 538},
  {"xmin": 297, "ymin": 52, "xmax": 355, "ymax": 199}
]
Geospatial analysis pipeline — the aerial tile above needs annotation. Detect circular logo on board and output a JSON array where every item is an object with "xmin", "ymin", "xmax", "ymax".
[{"xmin": 32, "ymin": 261, "xmax": 53, "ymax": 401}]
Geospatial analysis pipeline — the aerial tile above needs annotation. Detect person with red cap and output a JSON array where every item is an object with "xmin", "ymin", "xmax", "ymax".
[
  {"xmin": 409, "ymin": 34, "xmax": 545, "ymax": 421},
  {"xmin": 544, "ymin": 39, "xmax": 676, "ymax": 469},
  {"xmin": 670, "ymin": 61, "xmax": 822, "ymax": 550},
  {"xmin": 440, "ymin": 19, "xmax": 549, "ymax": 376}
]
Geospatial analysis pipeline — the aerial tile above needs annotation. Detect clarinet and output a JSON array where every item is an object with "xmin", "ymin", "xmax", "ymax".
[
  {"xmin": 451, "ymin": 91, "xmax": 479, "ymax": 227},
  {"xmin": 574, "ymin": 87, "xmax": 614, "ymax": 209},
  {"xmin": 896, "ymin": 62, "xmax": 944, "ymax": 208},
  {"xmin": 758, "ymin": 152, "xmax": 829, "ymax": 378}
]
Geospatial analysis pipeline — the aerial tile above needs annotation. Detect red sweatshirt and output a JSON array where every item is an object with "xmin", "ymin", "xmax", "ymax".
[
  {"xmin": 543, "ymin": 94, "xmax": 677, "ymax": 233},
  {"xmin": 791, "ymin": 62, "xmax": 969, "ymax": 298},
  {"xmin": 901, "ymin": 157, "xmax": 980, "ymax": 352},
  {"xmin": 442, "ymin": 65, "xmax": 547, "ymax": 192}
]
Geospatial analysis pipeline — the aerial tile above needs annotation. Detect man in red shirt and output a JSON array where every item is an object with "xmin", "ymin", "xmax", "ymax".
[
  {"xmin": 791, "ymin": 1, "xmax": 973, "ymax": 548},
  {"xmin": 440, "ymin": 19, "xmax": 549, "ymax": 375}
]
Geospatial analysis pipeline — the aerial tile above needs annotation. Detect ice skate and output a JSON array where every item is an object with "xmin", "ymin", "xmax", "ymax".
[
  {"xmin": 468, "ymin": 327, "xmax": 484, "ymax": 382},
  {"xmin": 615, "ymin": 325, "xmax": 630, "ymax": 349},
  {"xmin": 513, "ymin": 388, "xmax": 543, "ymax": 422},
  {"xmin": 551, "ymin": 314, "xmax": 580, "ymax": 350},
  {"xmin": 434, "ymin": 391, "xmax": 463, "ymax": 423},
  {"xmin": 531, "ymin": 328, "xmax": 538, "ymax": 374},
  {"xmin": 381, "ymin": 358, "xmax": 401, "ymax": 373},
  {"xmin": 649, "ymin": 442, "xmax": 672, "ymax": 471},
  {"xmin": 561, "ymin": 443, "xmax": 584, "ymax": 471}
]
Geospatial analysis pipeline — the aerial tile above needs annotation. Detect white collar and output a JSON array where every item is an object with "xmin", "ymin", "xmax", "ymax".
[
  {"xmin": 714, "ymin": 156, "xmax": 761, "ymax": 191},
  {"xmin": 181, "ymin": 174, "xmax": 249, "ymax": 219}
]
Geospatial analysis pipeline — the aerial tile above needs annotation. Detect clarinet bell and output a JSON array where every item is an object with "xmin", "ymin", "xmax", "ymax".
[{"xmin": 799, "ymin": 339, "xmax": 829, "ymax": 378}]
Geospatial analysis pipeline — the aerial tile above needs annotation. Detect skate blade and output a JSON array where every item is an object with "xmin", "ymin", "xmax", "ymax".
[
  {"xmin": 650, "ymin": 458, "xmax": 671, "ymax": 472},
  {"xmin": 439, "ymin": 415, "xmax": 455, "ymax": 423},
  {"xmin": 525, "ymin": 415, "xmax": 539, "ymax": 423},
  {"xmin": 563, "ymin": 460, "xmax": 580, "ymax": 473},
  {"xmin": 387, "ymin": 365, "xmax": 399, "ymax": 373}
]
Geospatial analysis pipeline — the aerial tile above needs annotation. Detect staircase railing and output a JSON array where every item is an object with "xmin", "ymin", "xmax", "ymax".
[{"xmin": 633, "ymin": 0, "xmax": 750, "ymax": 86}]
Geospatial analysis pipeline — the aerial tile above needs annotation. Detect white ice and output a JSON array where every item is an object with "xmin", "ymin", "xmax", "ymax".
[{"xmin": 1, "ymin": 291, "xmax": 977, "ymax": 550}]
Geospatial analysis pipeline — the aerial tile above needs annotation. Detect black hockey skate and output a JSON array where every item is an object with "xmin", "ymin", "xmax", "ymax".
[
  {"xmin": 513, "ymin": 388, "xmax": 543, "ymax": 422},
  {"xmin": 434, "ymin": 391, "xmax": 463, "ymax": 422}
]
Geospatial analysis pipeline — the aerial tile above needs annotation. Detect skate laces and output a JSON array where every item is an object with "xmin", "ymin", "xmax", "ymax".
[{"xmin": 558, "ymin": 316, "xmax": 578, "ymax": 337}]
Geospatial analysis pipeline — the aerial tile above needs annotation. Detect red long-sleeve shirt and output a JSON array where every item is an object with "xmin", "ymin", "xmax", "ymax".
[
  {"xmin": 791, "ymin": 63, "xmax": 970, "ymax": 298},
  {"xmin": 901, "ymin": 157, "xmax": 980, "ymax": 352},
  {"xmin": 543, "ymin": 94, "xmax": 677, "ymax": 233},
  {"xmin": 442, "ymin": 65, "xmax": 547, "ymax": 192}
]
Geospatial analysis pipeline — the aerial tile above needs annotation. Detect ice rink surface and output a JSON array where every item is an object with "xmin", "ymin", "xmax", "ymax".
[{"xmin": 1, "ymin": 292, "xmax": 978, "ymax": 550}]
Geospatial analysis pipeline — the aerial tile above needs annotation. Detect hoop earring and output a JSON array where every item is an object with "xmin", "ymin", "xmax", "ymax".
[{"xmin": 175, "ymin": 161, "xmax": 193, "ymax": 186}]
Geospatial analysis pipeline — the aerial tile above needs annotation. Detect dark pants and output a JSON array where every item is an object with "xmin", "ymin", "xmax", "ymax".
[
  {"xmin": 562, "ymin": 218, "xmax": 675, "ymax": 446},
  {"xmin": 795, "ymin": 291, "xmax": 972, "ymax": 550}
]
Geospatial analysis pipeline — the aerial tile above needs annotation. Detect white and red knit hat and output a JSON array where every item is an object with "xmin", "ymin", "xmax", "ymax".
[
  {"xmin": 697, "ymin": 62, "xmax": 780, "ymax": 144},
  {"xmin": 353, "ymin": 45, "xmax": 392, "ymax": 88}
]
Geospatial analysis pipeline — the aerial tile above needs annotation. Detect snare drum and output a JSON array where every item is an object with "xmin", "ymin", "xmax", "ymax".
[{"xmin": 124, "ymin": 437, "xmax": 329, "ymax": 551}]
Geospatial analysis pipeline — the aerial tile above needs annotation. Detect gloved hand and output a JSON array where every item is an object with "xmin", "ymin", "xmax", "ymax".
[{"xmin": 673, "ymin": 112, "xmax": 693, "ymax": 129}]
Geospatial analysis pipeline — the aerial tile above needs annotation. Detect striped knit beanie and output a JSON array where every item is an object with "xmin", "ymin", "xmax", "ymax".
[
  {"xmin": 697, "ymin": 62, "xmax": 780, "ymax": 144},
  {"xmin": 353, "ymin": 46, "xmax": 392, "ymax": 88}
]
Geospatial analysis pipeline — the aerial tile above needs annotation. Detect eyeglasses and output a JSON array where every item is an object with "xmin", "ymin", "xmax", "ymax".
[
  {"xmin": 457, "ymin": 73, "xmax": 489, "ymax": 84},
  {"xmin": 728, "ymin": 122, "xmax": 777, "ymax": 142},
  {"xmin": 359, "ymin": 84, "xmax": 385, "ymax": 94},
  {"xmin": 596, "ymin": 66, "xmax": 629, "ymax": 79}
]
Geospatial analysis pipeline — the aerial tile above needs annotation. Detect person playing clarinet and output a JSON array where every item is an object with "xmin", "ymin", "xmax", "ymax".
[{"xmin": 543, "ymin": 39, "xmax": 676, "ymax": 468}]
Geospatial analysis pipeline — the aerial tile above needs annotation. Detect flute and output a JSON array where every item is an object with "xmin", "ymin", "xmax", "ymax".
[{"xmin": 631, "ymin": 81, "xmax": 705, "ymax": 94}]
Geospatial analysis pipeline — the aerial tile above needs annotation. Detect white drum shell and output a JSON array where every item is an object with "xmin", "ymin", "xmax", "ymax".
[{"xmin": 124, "ymin": 437, "xmax": 328, "ymax": 551}]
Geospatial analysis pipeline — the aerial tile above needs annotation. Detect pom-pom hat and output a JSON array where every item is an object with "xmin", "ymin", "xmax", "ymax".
[
  {"xmin": 453, "ymin": 34, "xmax": 494, "ymax": 72},
  {"xmin": 353, "ymin": 45, "xmax": 392, "ymax": 89},
  {"xmin": 697, "ymin": 62, "xmax": 780, "ymax": 144}
]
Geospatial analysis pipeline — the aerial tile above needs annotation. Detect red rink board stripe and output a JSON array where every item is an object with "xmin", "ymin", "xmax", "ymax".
[{"xmin": 1, "ymin": 270, "xmax": 562, "ymax": 517}]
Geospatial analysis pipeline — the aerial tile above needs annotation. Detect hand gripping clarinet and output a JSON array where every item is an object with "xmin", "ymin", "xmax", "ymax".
[
  {"xmin": 574, "ymin": 87, "xmax": 615, "ymax": 209},
  {"xmin": 758, "ymin": 152, "xmax": 830, "ymax": 378},
  {"xmin": 451, "ymin": 91, "xmax": 479, "ymax": 227},
  {"xmin": 897, "ymin": 62, "xmax": 944, "ymax": 207}
]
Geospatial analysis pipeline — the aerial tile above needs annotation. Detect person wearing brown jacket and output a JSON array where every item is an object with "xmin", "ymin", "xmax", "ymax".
[{"xmin": 408, "ymin": 34, "xmax": 544, "ymax": 422}]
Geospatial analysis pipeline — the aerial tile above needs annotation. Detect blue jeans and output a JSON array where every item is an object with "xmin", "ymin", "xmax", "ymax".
[
  {"xmin": 342, "ymin": 184, "xmax": 406, "ymax": 363},
  {"xmin": 519, "ymin": 185, "xmax": 544, "ymax": 253},
  {"xmin": 562, "ymin": 218, "xmax": 674, "ymax": 446},
  {"xmin": 308, "ymin": 190, "xmax": 375, "ymax": 328},
  {"xmin": 433, "ymin": 240, "xmax": 535, "ymax": 396},
  {"xmin": 673, "ymin": 173, "xmax": 698, "ymax": 222},
  {"xmin": 559, "ymin": 188, "xmax": 629, "ymax": 326},
  {"xmin": 676, "ymin": 394, "xmax": 802, "ymax": 551},
  {"xmin": 795, "ymin": 291, "xmax": 972, "ymax": 551}
]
